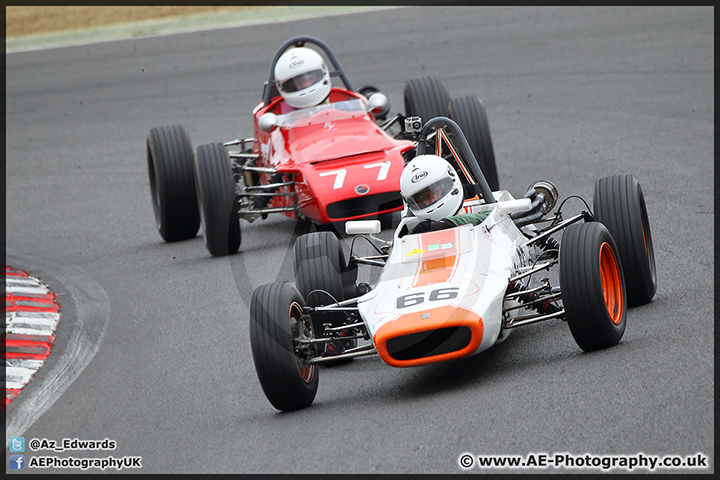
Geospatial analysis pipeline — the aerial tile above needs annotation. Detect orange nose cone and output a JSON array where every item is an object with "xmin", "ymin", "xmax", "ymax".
[{"xmin": 374, "ymin": 305, "xmax": 483, "ymax": 367}]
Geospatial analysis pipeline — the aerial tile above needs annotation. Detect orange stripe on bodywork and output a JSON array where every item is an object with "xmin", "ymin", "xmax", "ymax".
[
  {"xmin": 374, "ymin": 305, "xmax": 483, "ymax": 368},
  {"xmin": 411, "ymin": 229, "xmax": 459, "ymax": 288}
]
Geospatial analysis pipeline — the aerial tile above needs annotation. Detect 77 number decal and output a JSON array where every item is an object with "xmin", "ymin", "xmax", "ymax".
[{"xmin": 319, "ymin": 162, "xmax": 391, "ymax": 189}]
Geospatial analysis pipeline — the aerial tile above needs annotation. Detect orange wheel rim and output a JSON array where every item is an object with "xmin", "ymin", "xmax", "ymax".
[
  {"xmin": 289, "ymin": 302, "xmax": 314, "ymax": 384},
  {"xmin": 599, "ymin": 242, "xmax": 624, "ymax": 324}
]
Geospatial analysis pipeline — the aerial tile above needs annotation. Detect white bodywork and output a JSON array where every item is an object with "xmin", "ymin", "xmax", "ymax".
[{"xmin": 356, "ymin": 191, "xmax": 535, "ymax": 367}]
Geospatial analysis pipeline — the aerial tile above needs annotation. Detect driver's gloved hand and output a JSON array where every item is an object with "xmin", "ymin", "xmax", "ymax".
[{"xmin": 411, "ymin": 218, "xmax": 455, "ymax": 234}]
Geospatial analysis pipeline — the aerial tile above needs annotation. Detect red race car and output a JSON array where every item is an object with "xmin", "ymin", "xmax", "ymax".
[{"xmin": 146, "ymin": 35, "xmax": 499, "ymax": 256}]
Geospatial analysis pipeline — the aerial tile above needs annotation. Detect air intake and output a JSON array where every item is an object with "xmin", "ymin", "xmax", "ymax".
[{"xmin": 386, "ymin": 326, "xmax": 472, "ymax": 361}]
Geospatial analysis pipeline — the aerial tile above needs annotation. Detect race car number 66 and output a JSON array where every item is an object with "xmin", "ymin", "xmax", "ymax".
[{"xmin": 396, "ymin": 287, "xmax": 459, "ymax": 308}]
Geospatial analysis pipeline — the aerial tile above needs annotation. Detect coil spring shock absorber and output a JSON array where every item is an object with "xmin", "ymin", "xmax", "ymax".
[{"xmin": 535, "ymin": 235, "xmax": 560, "ymax": 259}]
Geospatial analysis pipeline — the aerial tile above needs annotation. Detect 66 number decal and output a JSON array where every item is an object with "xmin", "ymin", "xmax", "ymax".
[{"xmin": 396, "ymin": 287, "xmax": 459, "ymax": 309}]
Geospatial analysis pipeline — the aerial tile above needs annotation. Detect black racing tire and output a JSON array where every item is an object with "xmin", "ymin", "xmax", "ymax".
[
  {"xmin": 560, "ymin": 222, "xmax": 627, "ymax": 352},
  {"xmin": 294, "ymin": 231, "xmax": 357, "ymax": 364},
  {"xmin": 146, "ymin": 125, "xmax": 200, "ymax": 242},
  {"xmin": 448, "ymin": 96, "xmax": 500, "ymax": 192},
  {"xmin": 403, "ymin": 76, "xmax": 452, "ymax": 125},
  {"xmin": 194, "ymin": 143, "xmax": 241, "ymax": 257},
  {"xmin": 249, "ymin": 281, "xmax": 318, "ymax": 411},
  {"xmin": 294, "ymin": 232, "xmax": 347, "ymax": 331},
  {"xmin": 593, "ymin": 175, "xmax": 657, "ymax": 306}
]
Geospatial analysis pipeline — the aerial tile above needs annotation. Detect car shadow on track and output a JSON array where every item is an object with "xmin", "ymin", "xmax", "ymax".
[{"xmin": 303, "ymin": 320, "xmax": 642, "ymax": 412}]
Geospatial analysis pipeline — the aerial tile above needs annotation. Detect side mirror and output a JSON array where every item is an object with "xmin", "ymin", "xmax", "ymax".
[
  {"xmin": 345, "ymin": 220, "xmax": 382, "ymax": 235},
  {"xmin": 258, "ymin": 113, "xmax": 278, "ymax": 132},
  {"xmin": 367, "ymin": 93, "xmax": 390, "ymax": 116}
]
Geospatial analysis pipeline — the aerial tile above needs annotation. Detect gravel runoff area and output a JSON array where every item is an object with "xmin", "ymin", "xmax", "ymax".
[
  {"xmin": 5, "ymin": 5, "xmax": 381, "ymax": 53},
  {"xmin": 6, "ymin": 6, "xmax": 253, "ymax": 38}
]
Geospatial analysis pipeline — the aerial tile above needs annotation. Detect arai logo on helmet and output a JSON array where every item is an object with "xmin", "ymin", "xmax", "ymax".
[
  {"xmin": 289, "ymin": 59, "xmax": 305, "ymax": 69},
  {"xmin": 411, "ymin": 171, "xmax": 428, "ymax": 183}
]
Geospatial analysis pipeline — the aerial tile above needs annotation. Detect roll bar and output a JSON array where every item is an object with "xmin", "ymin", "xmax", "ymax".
[{"xmin": 416, "ymin": 117, "xmax": 496, "ymax": 204}]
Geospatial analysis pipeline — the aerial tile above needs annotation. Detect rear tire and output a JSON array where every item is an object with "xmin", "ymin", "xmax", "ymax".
[
  {"xmin": 146, "ymin": 125, "xmax": 200, "ymax": 241},
  {"xmin": 448, "ymin": 96, "xmax": 499, "ymax": 191},
  {"xmin": 593, "ymin": 175, "xmax": 657, "ymax": 306},
  {"xmin": 404, "ymin": 76, "xmax": 451, "ymax": 125},
  {"xmin": 250, "ymin": 282, "xmax": 318, "ymax": 411},
  {"xmin": 294, "ymin": 232, "xmax": 347, "ymax": 331},
  {"xmin": 294, "ymin": 232, "xmax": 357, "ymax": 362},
  {"xmin": 194, "ymin": 143, "xmax": 241, "ymax": 257},
  {"xmin": 560, "ymin": 222, "xmax": 627, "ymax": 351}
]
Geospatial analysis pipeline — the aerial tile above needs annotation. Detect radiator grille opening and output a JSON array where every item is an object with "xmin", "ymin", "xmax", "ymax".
[{"xmin": 386, "ymin": 326, "xmax": 472, "ymax": 361}]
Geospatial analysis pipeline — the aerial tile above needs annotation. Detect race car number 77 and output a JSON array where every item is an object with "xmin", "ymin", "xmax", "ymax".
[{"xmin": 320, "ymin": 162, "xmax": 391, "ymax": 189}]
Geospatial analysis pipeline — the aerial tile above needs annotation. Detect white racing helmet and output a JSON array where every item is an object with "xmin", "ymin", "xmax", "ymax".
[
  {"xmin": 400, "ymin": 155, "xmax": 463, "ymax": 221},
  {"xmin": 274, "ymin": 47, "xmax": 331, "ymax": 109}
]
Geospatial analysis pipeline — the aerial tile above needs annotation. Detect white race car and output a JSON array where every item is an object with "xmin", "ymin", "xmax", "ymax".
[{"xmin": 249, "ymin": 117, "xmax": 657, "ymax": 411}]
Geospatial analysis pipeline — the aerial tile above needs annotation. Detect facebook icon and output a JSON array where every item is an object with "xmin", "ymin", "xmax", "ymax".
[{"xmin": 10, "ymin": 455, "xmax": 25, "ymax": 470}]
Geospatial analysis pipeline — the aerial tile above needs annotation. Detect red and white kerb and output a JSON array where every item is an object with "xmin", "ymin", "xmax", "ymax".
[{"xmin": 4, "ymin": 266, "xmax": 61, "ymax": 408}]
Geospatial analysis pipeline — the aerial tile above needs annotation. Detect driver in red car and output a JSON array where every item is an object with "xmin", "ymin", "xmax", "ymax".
[
  {"xmin": 274, "ymin": 46, "xmax": 332, "ymax": 113},
  {"xmin": 252, "ymin": 46, "xmax": 335, "ymax": 212}
]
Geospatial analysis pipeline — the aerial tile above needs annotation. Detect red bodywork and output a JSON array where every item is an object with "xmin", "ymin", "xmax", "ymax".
[{"xmin": 252, "ymin": 88, "xmax": 414, "ymax": 223}]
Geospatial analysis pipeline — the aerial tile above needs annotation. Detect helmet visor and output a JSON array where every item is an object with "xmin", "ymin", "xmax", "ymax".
[
  {"xmin": 279, "ymin": 69, "xmax": 324, "ymax": 93},
  {"xmin": 404, "ymin": 177, "xmax": 456, "ymax": 211}
]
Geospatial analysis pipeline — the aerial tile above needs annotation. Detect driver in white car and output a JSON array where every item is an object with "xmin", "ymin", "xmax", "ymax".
[{"xmin": 400, "ymin": 155, "xmax": 491, "ymax": 234}]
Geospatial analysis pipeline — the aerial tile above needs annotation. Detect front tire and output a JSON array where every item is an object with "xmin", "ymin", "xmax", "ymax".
[
  {"xmin": 194, "ymin": 143, "xmax": 241, "ymax": 257},
  {"xmin": 146, "ymin": 125, "xmax": 200, "ymax": 241},
  {"xmin": 448, "ymin": 96, "xmax": 500, "ymax": 191},
  {"xmin": 250, "ymin": 282, "xmax": 318, "ymax": 411},
  {"xmin": 593, "ymin": 175, "xmax": 657, "ymax": 306},
  {"xmin": 560, "ymin": 222, "xmax": 627, "ymax": 352}
]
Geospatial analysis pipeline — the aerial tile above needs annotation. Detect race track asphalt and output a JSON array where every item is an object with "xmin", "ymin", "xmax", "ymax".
[{"xmin": 5, "ymin": 6, "xmax": 714, "ymax": 475}]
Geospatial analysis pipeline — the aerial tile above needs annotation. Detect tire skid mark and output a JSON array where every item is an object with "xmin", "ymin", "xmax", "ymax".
[{"xmin": 4, "ymin": 266, "xmax": 61, "ymax": 407}]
